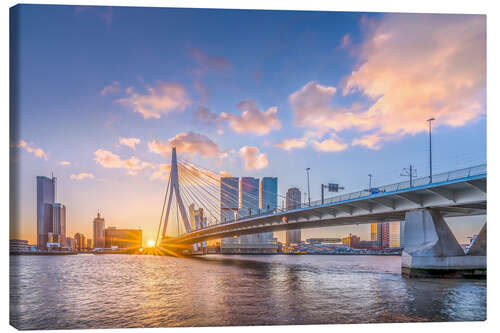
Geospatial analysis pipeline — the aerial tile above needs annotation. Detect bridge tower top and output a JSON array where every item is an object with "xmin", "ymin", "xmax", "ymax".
[{"xmin": 160, "ymin": 147, "xmax": 192, "ymax": 240}]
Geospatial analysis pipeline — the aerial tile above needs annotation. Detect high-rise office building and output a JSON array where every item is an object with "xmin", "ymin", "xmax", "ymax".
[
  {"xmin": 93, "ymin": 212, "xmax": 105, "ymax": 249},
  {"xmin": 370, "ymin": 223, "xmax": 378, "ymax": 241},
  {"xmin": 239, "ymin": 177, "xmax": 260, "ymax": 217},
  {"xmin": 87, "ymin": 239, "xmax": 93, "ymax": 250},
  {"xmin": 74, "ymin": 233, "xmax": 86, "ymax": 251},
  {"xmin": 388, "ymin": 221, "xmax": 401, "ymax": 248},
  {"xmin": 400, "ymin": 220, "xmax": 406, "ymax": 249},
  {"xmin": 37, "ymin": 175, "xmax": 67, "ymax": 249},
  {"xmin": 220, "ymin": 177, "xmax": 240, "ymax": 249},
  {"xmin": 51, "ymin": 203, "xmax": 66, "ymax": 248},
  {"xmin": 377, "ymin": 222, "xmax": 390, "ymax": 248},
  {"xmin": 261, "ymin": 177, "xmax": 278, "ymax": 212},
  {"xmin": 286, "ymin": 187, "xmax": 302, "ymax": 245},
  {"xmin": 221, "ymin": 177, "xmax": 278, "ymax": 253},
  {"xmin": 220, "ymin": 177, "xmax": 239, "ymax": 223},
  {"xmin": 37, "ymin": 176, "xmax": 56, "ymax": 248}
]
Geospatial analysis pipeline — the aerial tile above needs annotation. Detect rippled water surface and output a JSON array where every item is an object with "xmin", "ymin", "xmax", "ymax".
[{"xmin": 10, "ymin": 254, "xmax": 486, "ymax": 330}]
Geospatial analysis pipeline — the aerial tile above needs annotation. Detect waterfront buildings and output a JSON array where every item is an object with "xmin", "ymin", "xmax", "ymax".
[
  {"xmin": 286, "ymin": 187, "xmax": 302, "ymax": 245},
  {"xmin": 388, "ymin": 221, "xmax": 401, "ymax": 248},
  {"xmin": 87, "ymin": 239, "xmax": 93, "ymax": 250},
  {"xmin": 66, "ymin": 237, "xmax": 75, "ymax": 251},
  {"xmin": 93, "ymin": 212, "xmax": 105, "ymax": 249},
  {"xmin": 370, "ymin": 223, "xmax": 378, "ymax": 241},
  {"xmin": 74, "ymin": 233, "xmax": 86, "ymax": 251},
  {"xmin": 369, "ymin": 221, "xmax": 401, "ymax": 248},
  {"xmin": 220, "ymin": 176, "xmax": 278, "ymax": 254},
  {"xmin": 104, "ymin": 227, "xmax": 142, "ymax": 249},
  {"xmin": 10, "ymin": 239, "xmax": 29, "ymax": 252},
  {"xmin": 36, "ymin": 175, "xmax": 66, "ymax": 249},
  {"xmin": 220, "ymin": 177, "xmax": 239, "ymax": 223}
]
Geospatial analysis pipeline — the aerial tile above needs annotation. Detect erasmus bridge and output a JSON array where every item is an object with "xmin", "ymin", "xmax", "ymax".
[{"xmin": 156, "ymin": 148, "xmax": 486, "ymax": 278}]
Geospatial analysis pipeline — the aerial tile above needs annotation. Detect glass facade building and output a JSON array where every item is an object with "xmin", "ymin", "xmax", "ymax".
[
  {"xmin": 93, "ymin": 212, "xmax": 106, "ymax": 249},
  {"xmin": 36, "ymin": 176, "xmax": 56, "ymax": 248}
]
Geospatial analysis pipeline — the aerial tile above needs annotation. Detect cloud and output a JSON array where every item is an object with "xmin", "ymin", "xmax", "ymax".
[
  {"xmin": 16, "ymin": 140, "xmax": 48, "ymax": 160},
  {"xmin": 149, "ymin": 132, "xmax": 225, "ymax": 159},
  {"xmin": 59, "ymin": 161, "xmax": 71, "ymax": 166},
  {"xmin": 220, "ymin": 100, "xmax": 281, "ymax": 135},
  {"xmin": 274, "ymin": 137, "xmax": 307, "ymax": 151},
  {"xmin": 352, "ymin": 133, "xmax": 384, "ymax": 150},
  {"xmin": 100, "ymin": 81, "xmax": 120, "ymax": 96},
  {"xmin": 116, "ymin": 81, "xmax": 190, "ymax": 119},
  {"xmin": 70, "ymin": 172, "xmax": 94, "ymax": 180},
  {"xmin": 311, "ymin": 134, "xmax": 348, "ymax": 152},
  {"xmin": 75, "ymin": 6, "xmax": 113, "ymax": 25},
  {"xmin": 342, "ymin": 14, "xmax": 486, "ymax": 137},
  {"xmin": 190, "ymin": 48, "xmax": 231, "ymax": 72},
  {"xmin": 340, "ymin": 33, "xmax": 351, "ymax": 48},
  {"xmin": 289, "ymin": 15, "xmax": 485, "ymax": 150},
  {"xmin": 94, "ymin": 149, "xmax": 153, "ymax": 175},
  {"xmin": 119, "ymin": 137, "xmax": 140, "ymax": 149},
  {"xmin": 150, "ymin": 163, "xmax": 171, "ymax": 181},
  {"xmin": 239, "ymin": 146, "xmax": 268, "ymax": 170}
]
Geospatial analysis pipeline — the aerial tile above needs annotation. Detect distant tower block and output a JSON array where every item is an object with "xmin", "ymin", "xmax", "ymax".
[
  {"xmin": 162, "ymin": 147, "xmax": 192, "ymax": 238},
  {"xmin": 93, "ymin": 211, "xmax": 105, "ymax": 249}
]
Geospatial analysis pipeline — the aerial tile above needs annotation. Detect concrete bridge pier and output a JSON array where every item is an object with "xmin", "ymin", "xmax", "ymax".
[{"xmin": 401, "ymin": 209, "xmax": 486, "ymax": 278}]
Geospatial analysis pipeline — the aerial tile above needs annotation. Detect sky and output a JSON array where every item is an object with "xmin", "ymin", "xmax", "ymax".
[{"xmin": 10, "ymin": 5, "xmax": 486, "ymax": 246}]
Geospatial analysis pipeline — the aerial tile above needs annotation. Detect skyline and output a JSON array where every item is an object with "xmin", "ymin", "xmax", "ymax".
[{"xmin": 10, "ymin": 5, "xmax": 486, "ymax": 245}]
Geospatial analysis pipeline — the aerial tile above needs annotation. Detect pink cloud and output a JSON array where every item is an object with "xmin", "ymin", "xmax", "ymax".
[
  {"xmin": 16, "ymin": 140, "xmax": 48, "ymax": 160},
  {"xmin": 148, "ymin": 132, "xmax": 224, "ymax": 159},
  {"xmin": 311, "ymin": 134, "xmax": 348, "ymax": 152},
  {"xmin": 118, "ymin": 137, "xmax": 140, "ymax": 149},
  {"xmin": 59, "ymin": 161, "xmax": 71, "ymax": 166},
  {"xmin": 274, "ymin": 137, "xmax": 307, "ymax": 151},
  {"xmin": 239, "ymin": 146, "xmax": 268, "ymax": 170},
  {"xmin": 116, "ymin": 81, "xmax": 190, "ymax": 119},
  {"xmin": 94, "ymin": 149, "xmax": 153, "ymax": 175},
  {"xmin": 190, "ymin": 48, "xmax": 231, "ymax": 72},
  {"xmin": 343, "ymin": 14, "xmax": 486, "ymax": 136},
  {"xmin": 352, "ymin": 133, "xmax": 384, "ymax": 150},
  {"xmin": 70, "ymin": 172, "xmax": 94, "ymax": 180},
  {"xmin": 220, "ymin": 100, "xmax": 281, "ymax": 135},
  {"xmin": 100, "ymin": 81, "xmax": 120, "ymax": 96},
  {"xmin": 289, "ymin": 14, "xmax": 485, "ymax": 150}
]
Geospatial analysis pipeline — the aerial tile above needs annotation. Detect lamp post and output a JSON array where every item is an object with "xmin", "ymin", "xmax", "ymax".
[
  {"xmin": 427, "ymin": 118, "xmax": 435, "ymax": 183},
  {"xmin": 368, "ymin": 174, "xmax": 373, "ymax": 192},
  {"xmin": 306, "ymin": 168, "xmax": 311, "ymax": 206}
]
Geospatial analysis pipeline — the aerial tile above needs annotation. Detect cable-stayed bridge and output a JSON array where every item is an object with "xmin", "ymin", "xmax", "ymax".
[{"xmin": 155, "ymin": 148, "xmax": 486, "ymax": 278}]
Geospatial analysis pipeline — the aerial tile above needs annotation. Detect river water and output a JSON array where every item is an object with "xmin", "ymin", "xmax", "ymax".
[{"xmin": 10, "ymin": 254, "xmax": 486, "ymax": 330}]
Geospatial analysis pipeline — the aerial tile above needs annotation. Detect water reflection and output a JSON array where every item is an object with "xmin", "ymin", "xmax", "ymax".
[{"xmin": 10, "ymin": 254, "xmax": 485, "ymax": 329}]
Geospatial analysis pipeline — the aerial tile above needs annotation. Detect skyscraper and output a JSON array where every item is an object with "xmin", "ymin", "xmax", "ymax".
[
  {"xmin": 377, "ymin": 222, "xmax": 390, "ymax": 248},
  {"xmin": 257, "ymin": 177, "xmax": 277, "ymax": 244},
  {"xmin": 220, "ymin": 177, "xmax": 240, "ymax": 250},
  {"xmin": 261, "ymin": 177, "xmax": 278, "ymax": 212},
  {"xmin": 37, "ymin": 176, "xmax": 56, "ymax": 248},
  {"xmin": 388, "ymin": 221, "xmax": 401, "ymax": 248},
  {"xmin": 220, "ymin": 177, "xmax": 239, "ymax": 223},
  {"xmin": 52, "ymin": 203, "xmax": 66, "ymax": 248},
  {"xmin": 93, "ymin": 212, "xmax": 105, "ymax": 249},
  {"xmin": 370, "ymin": 223, "xmax": 378, "ymax": 241},
  {"xmin": 400, "ymin": 220, "xmax": 406, "ymax": 249},
  {"xmin": 286, "ymin": 187, "xmax": 302, "ymax": 245},
  {"xmin": 239, "ymin": 177, "xmax": 260, "ymax": 218}
]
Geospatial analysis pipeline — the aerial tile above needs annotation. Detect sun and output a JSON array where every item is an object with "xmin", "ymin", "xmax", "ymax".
[{"xmin": 146, "ymin": 240, "xmax": 155, "ymax": 248}]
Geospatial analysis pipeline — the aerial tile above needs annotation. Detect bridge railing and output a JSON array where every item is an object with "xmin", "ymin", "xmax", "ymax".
[{"xmin": 206, "ymin": 163, "xmax": 486, "ymax": 229}]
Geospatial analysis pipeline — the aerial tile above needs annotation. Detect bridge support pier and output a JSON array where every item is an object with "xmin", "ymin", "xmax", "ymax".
[{"xmin": 401, "ymin": 209, "xmax": 486, "ymax": 278}]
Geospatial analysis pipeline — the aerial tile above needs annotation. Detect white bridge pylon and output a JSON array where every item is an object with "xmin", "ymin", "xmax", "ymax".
[{"xmin": 161, "ymin": 147, "xmax": 192, "ymax": 238}]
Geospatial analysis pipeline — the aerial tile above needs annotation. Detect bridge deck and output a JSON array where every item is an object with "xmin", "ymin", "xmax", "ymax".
[{"xmin": 167, "ymin": 166, "xmax": 486, "ymax": 244}]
